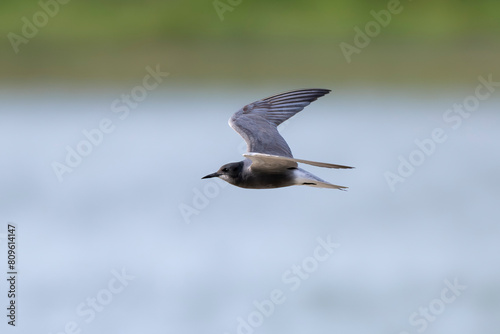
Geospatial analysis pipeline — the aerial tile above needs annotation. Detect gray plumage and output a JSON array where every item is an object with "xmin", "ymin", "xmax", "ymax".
[{"xmin": 202, "ymin": 89, "xmax": 353, "ymax": 190}]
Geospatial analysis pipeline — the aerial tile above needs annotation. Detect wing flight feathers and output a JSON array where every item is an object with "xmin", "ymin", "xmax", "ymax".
[
  {"xmin": 244, "ymin": 153, "xmax": 353, "ymax": 171},
  {"xmin": 229, "ymin": 89, "xmax": 331, "ymax": 156}
]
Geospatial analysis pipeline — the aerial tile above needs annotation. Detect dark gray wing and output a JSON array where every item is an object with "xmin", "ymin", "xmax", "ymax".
[{"xmin": 228, "ymin": 88, "xmax": 331, "ymax": 157}]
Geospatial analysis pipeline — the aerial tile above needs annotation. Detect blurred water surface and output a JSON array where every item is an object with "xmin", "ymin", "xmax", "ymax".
[{"xmin": 0, "ymin": 86, "xmax": 499, "ymax": 334}]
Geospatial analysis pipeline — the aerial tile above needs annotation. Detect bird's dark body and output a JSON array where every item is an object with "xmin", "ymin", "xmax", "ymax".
[
  {"xmin": 213, "ymin": 160, "xmax": 296, "ymax": 189},
  {"xmin": 237, "ymin": 168, "xmax": 296, "ymax": 189}
]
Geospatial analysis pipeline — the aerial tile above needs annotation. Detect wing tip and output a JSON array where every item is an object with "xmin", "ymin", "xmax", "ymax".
[
  {"xmin": 264, "ymin": 88, "xmax": 331, "ymax": 102},
  {"xmin": 337, "ymin": 165, "xmax": 355, "ymax": 169}
]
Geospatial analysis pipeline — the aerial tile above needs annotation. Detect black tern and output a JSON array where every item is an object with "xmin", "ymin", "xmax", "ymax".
[{"xmin": 202, "ymin": 89, "xmax": 353, "ymax": 190}]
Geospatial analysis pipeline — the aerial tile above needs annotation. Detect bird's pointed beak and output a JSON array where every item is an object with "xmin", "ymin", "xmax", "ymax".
[{"xmin": 202, "ymin": 172, "xmax": 220, "ymax": 179}]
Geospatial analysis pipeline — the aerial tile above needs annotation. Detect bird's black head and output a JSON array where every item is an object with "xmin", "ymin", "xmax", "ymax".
[{"xmin": 202, "ymin": 161, "xmax": 243, "ymax": 185}]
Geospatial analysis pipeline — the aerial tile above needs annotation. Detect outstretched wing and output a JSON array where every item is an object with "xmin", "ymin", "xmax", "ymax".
[
  {"xmin": 229, "ymin": 89, "xmax": 331, "ymax": 157},
  {"xmin": 243, "ymin": 153, "xmax": 354, "ymax": 172}
]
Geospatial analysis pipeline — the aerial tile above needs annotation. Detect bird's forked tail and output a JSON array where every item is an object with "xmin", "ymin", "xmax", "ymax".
[{"xmin": 293, "ymin": 168, "xmax": 348, "ymax": 190}]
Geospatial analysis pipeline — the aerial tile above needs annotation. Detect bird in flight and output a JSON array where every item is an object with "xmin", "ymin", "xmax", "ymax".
[{"xmin": 202, "ymin": 89, "xmax": 353, "ymax": 190}]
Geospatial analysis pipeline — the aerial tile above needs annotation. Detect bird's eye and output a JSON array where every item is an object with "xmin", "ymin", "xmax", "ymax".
[{"xmin": 222, "ymin": 168, "xmax": 228, "ymax": 172}]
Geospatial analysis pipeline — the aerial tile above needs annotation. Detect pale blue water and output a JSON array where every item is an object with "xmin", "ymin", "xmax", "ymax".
[{"xmin": 0, "ymin": 86, "xmax": 499, "ymax": 334}]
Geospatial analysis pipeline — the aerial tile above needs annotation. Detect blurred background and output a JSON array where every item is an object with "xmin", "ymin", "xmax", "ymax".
[
  {"xmin": 1, "ymin": 0, "xmax": 499, "ymax": 333},
  {"xmin": 2, "ymin": 0, "xmax": 500, "ymax": 86}
]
